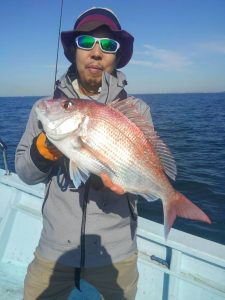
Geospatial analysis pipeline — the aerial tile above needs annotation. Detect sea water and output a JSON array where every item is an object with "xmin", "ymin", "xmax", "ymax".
[{"xmin": 0, "ymin": 93, "xmax": 224, "ymax": 244}]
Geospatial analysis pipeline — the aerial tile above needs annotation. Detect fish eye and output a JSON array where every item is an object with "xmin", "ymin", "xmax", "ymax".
[{"xmin": 62, "ymin": 100, "xmax": 73, "ymax": 110}]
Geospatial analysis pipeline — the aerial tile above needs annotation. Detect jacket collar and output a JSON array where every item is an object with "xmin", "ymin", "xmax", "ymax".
[{"xmin": 55, "ymin": 64, "xmax": 127, "ymax": 103}]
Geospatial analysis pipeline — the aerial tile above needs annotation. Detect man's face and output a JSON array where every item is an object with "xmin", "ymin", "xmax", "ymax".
[{"xmin": 75, "ymin": 27, "xmax": 118, "ymax": 93}]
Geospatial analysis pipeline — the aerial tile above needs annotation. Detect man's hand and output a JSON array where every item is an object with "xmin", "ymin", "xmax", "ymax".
[
  {"xmin": 100, "ymin": 173, "xmax": 125, "ymax": 195},
  {"xmin": 36, "ymin": 132, "xmax": 62, "ymax": 161}
]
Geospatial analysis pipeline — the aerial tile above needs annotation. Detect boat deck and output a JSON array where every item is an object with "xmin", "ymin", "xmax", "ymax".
[{"xmin": 1, "ymin": 169, "xmax": 225, "ymax": 299}]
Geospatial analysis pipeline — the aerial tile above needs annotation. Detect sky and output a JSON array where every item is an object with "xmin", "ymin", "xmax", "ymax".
[{"xmin": 0, "ymin": 0, "xmax": 225, "ymax": 96}]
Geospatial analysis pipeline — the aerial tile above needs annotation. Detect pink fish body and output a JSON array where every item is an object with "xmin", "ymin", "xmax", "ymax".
[{"xmin": 36, "ymin": 97, "xmax": 211, "ymax": 238}]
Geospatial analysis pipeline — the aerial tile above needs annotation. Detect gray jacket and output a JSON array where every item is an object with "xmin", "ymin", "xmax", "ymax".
[{"xmin": 15, "ymin": 67, "xmax": 152, "ymax": 267}]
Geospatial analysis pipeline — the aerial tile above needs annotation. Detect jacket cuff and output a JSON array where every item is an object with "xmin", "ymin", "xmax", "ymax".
[{"xmin": 30, "ymin": 136, "xmax": 54, "ymax": 173}]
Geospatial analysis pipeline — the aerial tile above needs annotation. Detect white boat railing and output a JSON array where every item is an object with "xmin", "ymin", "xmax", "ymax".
[
  {"xmin": 0, "ymin": 140, "xmax": 10, "ymax": 176},
  {"xmin": 0, "ymin": 169, "xmax": 225, "ymax": 300}
]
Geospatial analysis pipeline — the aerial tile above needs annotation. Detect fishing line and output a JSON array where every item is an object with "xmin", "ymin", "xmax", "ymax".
[
  {"xmin": 53, "ymin": 0, "xmax": 64, "ymax": 93},
  {"xmin": 53, "ymin": 2, "xmax": 91, "ymax": 291}
]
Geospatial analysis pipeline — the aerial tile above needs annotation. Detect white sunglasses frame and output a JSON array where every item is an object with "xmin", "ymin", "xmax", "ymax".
[{"xmin": 75, "ymin": 35, "xmax": 120, "ymax": 53}]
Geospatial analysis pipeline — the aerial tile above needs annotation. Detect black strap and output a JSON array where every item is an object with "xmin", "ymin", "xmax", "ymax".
[
  {"xmin": 74, "ymin": 178, "xmax": 90, "ymax": 290},
  {"xmin": 127, "ymin": 194, "xmax": 137, "ymax": 221},
  {"xmin": 74, "ymin": 268, "xmax": 82, "ymax": 290}
]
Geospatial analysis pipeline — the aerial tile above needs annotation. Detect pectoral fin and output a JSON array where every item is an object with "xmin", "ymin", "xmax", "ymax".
[{"xmin": 69, "ymin": 160, "xmax": 90, "ymax": 188}]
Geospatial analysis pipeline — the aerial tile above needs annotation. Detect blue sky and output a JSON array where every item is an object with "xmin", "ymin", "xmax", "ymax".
[{"xmin": 1, "ymin": 0, "xmax": 225, "ymax": 96}]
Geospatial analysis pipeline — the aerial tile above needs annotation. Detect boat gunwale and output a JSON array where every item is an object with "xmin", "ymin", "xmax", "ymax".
[{"xmin": 1, "ymin": 168, "xmax": 225, "ymax": 269}]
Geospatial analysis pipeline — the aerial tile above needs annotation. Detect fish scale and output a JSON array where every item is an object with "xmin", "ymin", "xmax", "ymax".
[
  {"xmin": 85, "ymin": 115, "xmax": 153, "ymax": 189},
  {"xmin": 36, "ymin": 97, "xmax": 211, "ymax": 239}
]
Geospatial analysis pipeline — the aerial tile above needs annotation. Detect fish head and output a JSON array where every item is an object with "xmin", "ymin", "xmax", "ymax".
[{"xmin": 35, "ymin": 98, "xmax": 84, "ymax": 140}]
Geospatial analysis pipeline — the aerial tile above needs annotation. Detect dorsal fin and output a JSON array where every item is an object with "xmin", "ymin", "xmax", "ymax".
[{"xmin": 109, "ymin": 97, "xmax": 177, "ymax": 180}]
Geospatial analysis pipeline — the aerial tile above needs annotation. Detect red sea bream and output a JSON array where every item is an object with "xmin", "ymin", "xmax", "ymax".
[{"xmin": 35, "ymin": 97, "xmax": 211, "ymax": 238}]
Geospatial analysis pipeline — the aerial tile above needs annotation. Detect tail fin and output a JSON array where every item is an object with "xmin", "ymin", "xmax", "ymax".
[{"xmin": 163, "ymin": 191, "xmax": 211, "ymax": 239}]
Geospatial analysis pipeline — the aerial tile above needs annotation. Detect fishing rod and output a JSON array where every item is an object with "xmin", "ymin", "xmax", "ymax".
[{"xmin": 53, "ymin": 0, "xmax": 64, "ymax": 93}]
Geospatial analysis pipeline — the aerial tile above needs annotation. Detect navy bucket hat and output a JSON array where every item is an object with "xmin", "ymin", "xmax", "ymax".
[{"xmin": 61, "ymin": 7, "xmax": 134, "ymax": 69}]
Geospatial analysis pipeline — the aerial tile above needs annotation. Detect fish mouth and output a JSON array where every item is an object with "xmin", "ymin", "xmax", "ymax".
[
  {"xmin": 35, "ymin": 104, "xmax": 73, "ymax": 136},
  {"xmin": 35, "ymin": 101, "xmax": 84, "ymax": 141},
  {"xmin": 36, "ymin": 100, "xmax": 70, "ymax": 119},
  {"xmin": 39, "ymin": 116, "xmax": 78, "ymax": 141},
  {"xmin": 37, "ymin": 101, "xmax": 48, "ymax": 111},
  {"xmin": 36, "ymin": 102, "xmax": 55, "ymax": 118}
]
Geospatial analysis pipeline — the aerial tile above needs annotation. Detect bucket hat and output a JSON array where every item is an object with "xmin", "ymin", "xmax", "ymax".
[{"xmin": 61, "ymin": 7, "xmax": 134, "ymax": 68}]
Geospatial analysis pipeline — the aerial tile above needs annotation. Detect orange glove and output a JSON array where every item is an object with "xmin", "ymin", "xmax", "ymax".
[{"xmin": 36, "ymin": 132, "xmax": 62, "ymax": 161}]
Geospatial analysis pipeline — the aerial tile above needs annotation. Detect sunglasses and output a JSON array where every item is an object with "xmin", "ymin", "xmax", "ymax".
[{"xmin": 75, "ymin": 35, "xmax": 120, "ymax": 53}]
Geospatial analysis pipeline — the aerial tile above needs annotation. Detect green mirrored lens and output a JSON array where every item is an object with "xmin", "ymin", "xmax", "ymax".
[
  {"xmin": 78, "ymin": 36, "xmax": 95, "ymax": 49},
  {"xmin": 100, "ymin": 39, "xmax": 118, "ymax": 52}
]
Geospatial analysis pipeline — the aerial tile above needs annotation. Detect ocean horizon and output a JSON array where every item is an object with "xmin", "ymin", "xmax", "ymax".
[
  {"xmin": 0, "ymin": 92, "xmax": 225, "ymax": 245},
  {"xmin": 0, "ymin": 90, "xmax": 225, "ymax": 98}
]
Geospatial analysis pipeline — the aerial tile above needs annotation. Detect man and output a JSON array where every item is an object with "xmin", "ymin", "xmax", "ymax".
[{"xmin": 16, "ymin": 7, "xmax": 152, "ymax": 300}]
